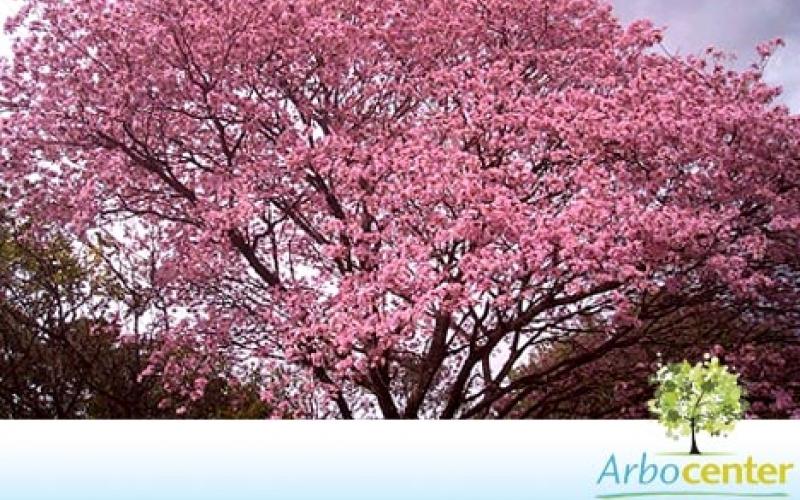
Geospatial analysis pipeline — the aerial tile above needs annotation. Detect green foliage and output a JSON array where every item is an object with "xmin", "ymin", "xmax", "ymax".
[
  {"xmin": 0, "ymin": 215, "xmax": 271, "ymax": 419},
  {"xmin": 649, "ymin": 356, "xmax": 746, "ymax": 441}
]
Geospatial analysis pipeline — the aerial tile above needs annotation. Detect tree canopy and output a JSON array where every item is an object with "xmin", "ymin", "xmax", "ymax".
[{"xmin": 0, "ymin": 0, "xmax": 798, "ymax": 418}]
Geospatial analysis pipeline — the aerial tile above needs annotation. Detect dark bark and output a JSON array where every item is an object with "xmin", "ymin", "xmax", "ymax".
[{"xmin": 690, "ymin": 417, "xmax": 701, "ymax": 455}]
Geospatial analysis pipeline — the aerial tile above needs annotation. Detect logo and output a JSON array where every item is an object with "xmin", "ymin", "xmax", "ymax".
[
  {"xmin": 596, "ymin": 453, "xmax": 794, "ymax": 497},
  {"xmin": 649, "ymin": 356, "xmax": 745, "ymax": 455},
  {"xmin": 594, "ymin": 356, "xmax": 795, "ymax": 498}
]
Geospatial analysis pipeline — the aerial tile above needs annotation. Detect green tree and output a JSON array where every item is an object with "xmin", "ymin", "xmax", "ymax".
[
  {"xmin": 0, "ymin": 214, "xmax": 271, "ymax": 418},
  {"xmin": 649, "ymin": 357, "xmax": 746, "ymax": 455}
]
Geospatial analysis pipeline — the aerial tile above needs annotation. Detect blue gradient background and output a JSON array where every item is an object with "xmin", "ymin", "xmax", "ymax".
[{"xmin": 0, "ymin": 421, "xmax": 797, "ymax": 499}]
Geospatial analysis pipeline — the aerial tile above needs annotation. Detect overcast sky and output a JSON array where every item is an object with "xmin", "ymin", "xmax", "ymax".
[
  {"xmin": 0, "ymin": 1, "xmax": 20, "ymax": 57},
  {"xmin": 0, "ymin": 1, "xmax": 797, "ymax": 110},
  {"xmin": 614, "ymin": 0, "xmax": 800, "ymax": 111}
]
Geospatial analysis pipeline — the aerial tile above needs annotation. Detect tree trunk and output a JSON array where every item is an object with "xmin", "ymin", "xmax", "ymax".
[{"xmin": 690, "ymin": 417, "xmax": 700, "ymax": 455}]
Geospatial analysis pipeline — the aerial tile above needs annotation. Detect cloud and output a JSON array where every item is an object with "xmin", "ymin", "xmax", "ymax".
[{"xmin": 612, "ymin": 0, "xmax": 800, "ymax": 110}]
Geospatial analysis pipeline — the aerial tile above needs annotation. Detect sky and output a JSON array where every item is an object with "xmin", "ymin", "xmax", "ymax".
[
  {"xmin": 613, "ymin": 0, "xmax": 800, "ymax": 111},
  {"xmin": 0, "ymin": 0, "xmax": 797, "ymax": 110},
  {"xmin": 0, "ymin": 1, "xmax": 19, "ymax": 56}
]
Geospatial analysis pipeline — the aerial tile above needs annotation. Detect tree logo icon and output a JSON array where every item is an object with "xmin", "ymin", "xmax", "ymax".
[{"xmin": 648, "ymin": 356, "xmax": 747, "ymax": 455}]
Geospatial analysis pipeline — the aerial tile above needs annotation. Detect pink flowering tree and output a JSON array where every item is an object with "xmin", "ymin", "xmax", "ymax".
[
  {"xmin": 1, "ymin": 0, "xmax": 798, "ymax": 418},
  {"xmin": 508, "ymin": 296, "xmax": 800, "ymax": 419}
]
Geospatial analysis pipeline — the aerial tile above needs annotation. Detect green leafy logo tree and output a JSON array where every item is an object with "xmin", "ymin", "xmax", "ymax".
[{"xmin": 648, "ymin": 356, "xmax": 746, "ymax": 455}]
